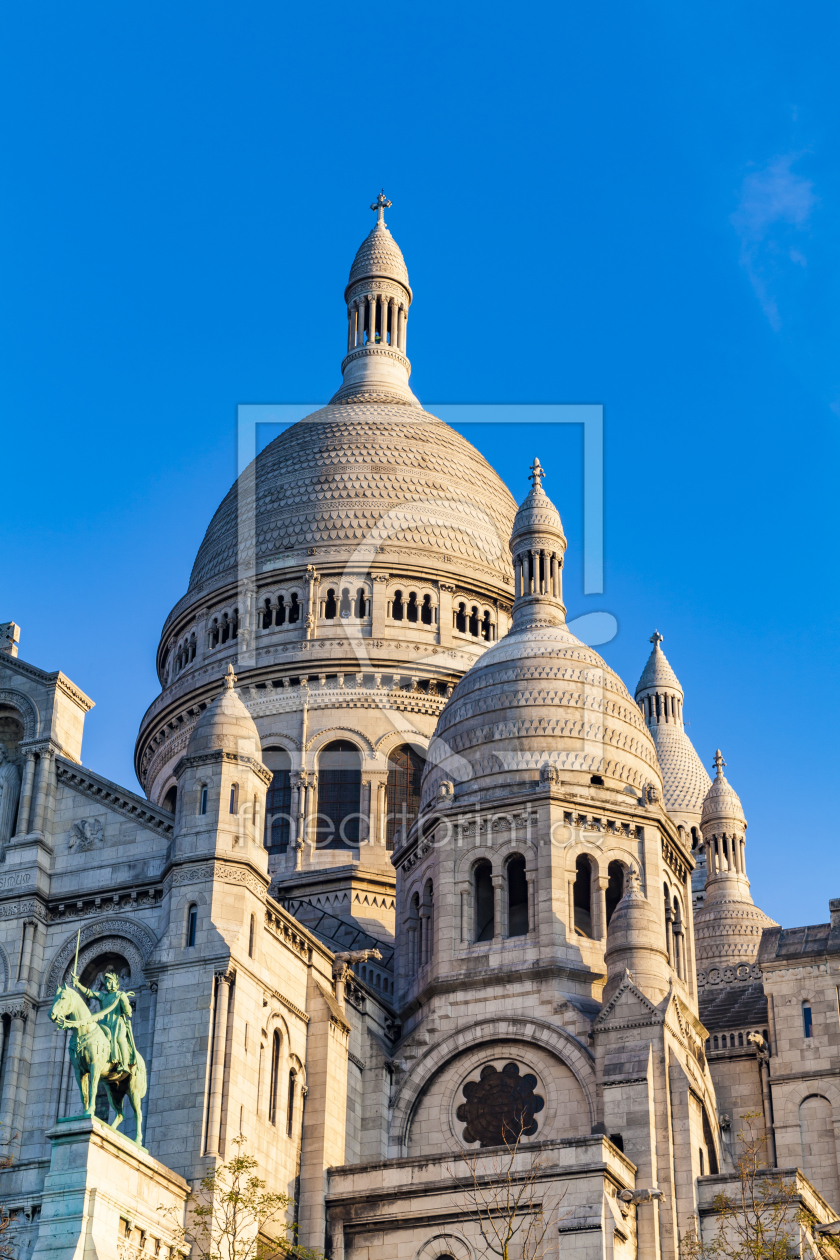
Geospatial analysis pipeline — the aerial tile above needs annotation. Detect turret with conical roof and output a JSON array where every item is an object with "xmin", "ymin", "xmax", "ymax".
[
  {"xmin": 693, "ymin": 751, "xmax": 776, "ymax": 976},
  {"xmin": 509, "ymin": 458, "xmax": 567, "ymax": 630},
  {"xmin": 331, "ymin": 192, "xmax": 418, "ymax": 406}
]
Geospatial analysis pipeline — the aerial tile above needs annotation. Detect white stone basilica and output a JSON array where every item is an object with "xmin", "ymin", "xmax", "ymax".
[{"xmin": 1, "ymin": 199, "xmax": 839, "ymax": 1260}]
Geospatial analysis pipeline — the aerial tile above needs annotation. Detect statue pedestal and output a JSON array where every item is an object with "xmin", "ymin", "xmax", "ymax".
[{"xmin": 31, "ymin": 1116, "xmax": 188, "ymax": 1260}]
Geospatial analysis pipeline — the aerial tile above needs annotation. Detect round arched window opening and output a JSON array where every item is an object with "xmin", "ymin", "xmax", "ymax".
[{"xmin": 316, "ymin": 741, "xmax": 363, "ymax": 849}]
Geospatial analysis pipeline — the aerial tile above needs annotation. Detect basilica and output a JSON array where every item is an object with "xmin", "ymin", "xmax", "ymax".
[{"xmin": 1, "ymin": 198, "xmax": 839, "ymax": 1260}]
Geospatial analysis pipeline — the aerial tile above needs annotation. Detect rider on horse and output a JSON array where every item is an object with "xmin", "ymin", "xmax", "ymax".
[{"xmin": 72, "ymin": 969, "xmax": 136, "ymax": 1074}]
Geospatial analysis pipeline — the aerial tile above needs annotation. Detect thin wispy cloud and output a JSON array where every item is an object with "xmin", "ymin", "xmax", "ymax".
[{"xmin": 731, "ymin": 153, "xmax": 816, "ymax": 330}]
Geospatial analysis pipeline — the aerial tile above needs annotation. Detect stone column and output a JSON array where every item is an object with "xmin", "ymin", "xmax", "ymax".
[
  {"xmin": 30, "ymin": 750, "xmax": 53, "ymax": 834},
  {"xmin": 14, "ymin": 752, "xmax": 36, "ymax": 838},
  {"xmin": 146, "ymin": 983, "xmax": 159, "ymax": 1080},
  {"xmin": 526, "ymin": 871, "xmax": 537, "ymax": 935},
  {"xmin": 492, "ymin": 874, "xmax": 504, "ymax": 943},
  {"xmin": 371, "ymin": 574, "xmax": 390, "ymax": 639},
  {"xmin": 366, "ymin": 295, "xmax": 375, "ymax": 345},
  {"xmin": 205, "ymin": 972, "xmax": 233, "ymax": 1156},
  {"xmin": 437, "ymin": 583, "xmax": 454, "ymax": 648},
  {"xmin": 596, "ymin": 876, "xmax": 609, "ymax": 942},
  {"xmin": 18, "ymin": 919, "xmax": 36, "ymax": 983},
  {"xmin": 0, "ymin": 1006, "xmax": 28, "ymax": 1140}
]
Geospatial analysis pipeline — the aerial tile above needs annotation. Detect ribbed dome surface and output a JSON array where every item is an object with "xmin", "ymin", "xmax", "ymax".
[
  {"xmin": 421, "ymin": 621, "xmax": 660, "ymax": 805},
  {"xmin": 188, "ymin": 404, "xmax": 517, "ymax": 595},
  {"xmin": 650, "ymin": 725, "xmax": 711, "ymax": 816},
  {"xmin": 348, "ymin": 221, "xmax": 410, "ymax": 289},
  {"xmin": 187, "ymin": 683, "xmax": 262, "ymax": 759}
]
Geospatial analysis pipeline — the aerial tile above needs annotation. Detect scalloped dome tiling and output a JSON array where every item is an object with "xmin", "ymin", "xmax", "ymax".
[
  {"xmin": 649, "ymin": 725, "xmax": 711, "ymax": 816},
  {"xmin": 188, "ymin": 403, "xmax": 517, "ymax": 595},
  {"xmin": 347, "ymin": 220, "xmax": 410, "ymax": 290}
]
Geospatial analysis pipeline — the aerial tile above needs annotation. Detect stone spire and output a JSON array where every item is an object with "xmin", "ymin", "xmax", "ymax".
[
  {"xmin": 330, "ymin": 194, "xmax": 419, "ymax": 406},
  {"xmin": 635, "ymin": 631, "xmax": 685, "ymax": 731},
  {"xmin": 509, "ymin": 459, "xmax": 567, "ymax": 631},
  {"xmin": 693, "ymin": 751, "xmax": 776, "ymax": 974}
]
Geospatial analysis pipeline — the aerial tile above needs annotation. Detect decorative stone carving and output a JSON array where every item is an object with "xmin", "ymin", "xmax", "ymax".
[
  {"xmin": 456, "ymin": 1062, "xmax": 544, "ymax": 1147},
  {"xmin": 69, "ymin": 819, "xmax": 105, "ymax": 850}
]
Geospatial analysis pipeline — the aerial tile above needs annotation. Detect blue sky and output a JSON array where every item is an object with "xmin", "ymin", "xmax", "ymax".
[{"xmin": 3, "ymin": 2, "xmax": 838, "ymax": 928}]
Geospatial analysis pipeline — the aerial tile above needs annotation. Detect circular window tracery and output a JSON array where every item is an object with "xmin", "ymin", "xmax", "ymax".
[{"xmin": 456, "ymin": 1061, "xmax": 544, "ymax": 1147}]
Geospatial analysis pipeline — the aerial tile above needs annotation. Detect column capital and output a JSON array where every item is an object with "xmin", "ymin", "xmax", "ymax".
[{"xmin": 214, "ymin": 967, "xmax": 236, "ymax": 985}]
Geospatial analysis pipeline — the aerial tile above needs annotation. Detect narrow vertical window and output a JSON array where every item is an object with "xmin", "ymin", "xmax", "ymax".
[
  {"xmin": 199, "ymin": 786, "xmax": 208, "ymax": 815},
  {"xmin": 573, "ymin": 854, "xmax": 593, "ymax": 938},
  {"xmin": 506, "ymin": 856, "xmax": 528, "ymax": 937},
  {"xmin": 803, "ymin": 1002, "xmax": 813, "ymax": 1038},
  {"xmin": 187, "ymin": 904, "xmax": 197, "ymax": 948},
  {"xmin": 229, "ymin": 784, "xmax": 239, "ymax": 815},
  {"xmin": 287, "ymin": 1068, "xmax": 296, "ymax": 1137},
  {"xmin": 248, "ymin": 914, "xmax": 255, "ymax": 959},
  {"xmin": 268, "ymin": 1031, "xmax": 280, "ymax": 1125},
  {"xmin": 474, "ymin": 860, "xmax": 494, "ymax": 942}
]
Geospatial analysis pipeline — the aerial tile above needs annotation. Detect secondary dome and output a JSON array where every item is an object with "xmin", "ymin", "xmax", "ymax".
[
  {"xmin": 187, "ymin": 666, "xmax": 262, "ymax": 759},
  {"xmin": 421, "ymin": 462, "xmax": 659, "ymax": 805},
  {"xmin": 188, "ymin": 404, "xmax": 517, "ymax": 596},
  {"xmin": 634, "ymin": 633, "xmax": 710, "ymax": 820},
  {"xmin": 347, "ymin": 219, "xmax": 410, "ymax": 292}
]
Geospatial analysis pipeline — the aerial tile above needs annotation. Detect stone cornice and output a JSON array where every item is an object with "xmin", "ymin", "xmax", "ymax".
[
  {"xmin": 173, "ymin": 749, "xmax": 273, "ymax": 786},
  {"xmin": 0, "ymin": 656, "xmax": 94, "ymax": 712},
  {"xmin": 56, "ymin": 758, "xmax": 174, "ymax": 836}
]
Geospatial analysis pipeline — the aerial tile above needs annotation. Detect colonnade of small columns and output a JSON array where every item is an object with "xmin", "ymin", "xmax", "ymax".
[
  {"xmin": 706, "ymin": 830, "xmax": 747, "ymax": 876},
  {"xmin": 346, "ymin": 292, "xmax": 407, "ymax": 354},
  {"xmin": 640, "ymin": 692, "xmax": 683, "ymax": 724},
  {"xmin": 513, "ymin": 548, "xmax": 562, "ymax": 599}
]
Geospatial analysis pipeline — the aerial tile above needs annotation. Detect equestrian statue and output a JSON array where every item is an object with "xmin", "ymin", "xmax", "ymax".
[{"xmin": 49, "ymin": 948, "xmax": 148, "ymax": 1147}]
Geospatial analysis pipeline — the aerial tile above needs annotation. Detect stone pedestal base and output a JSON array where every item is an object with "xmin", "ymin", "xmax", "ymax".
[{"xmin": 31, "ymin": 1116, "xmax": 188, "ymax": 1260}]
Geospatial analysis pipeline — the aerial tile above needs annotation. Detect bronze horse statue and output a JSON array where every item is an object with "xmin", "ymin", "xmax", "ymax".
[{"xmin": 50, "ymin": 983, "xmax": 147, "ymax": 1146}]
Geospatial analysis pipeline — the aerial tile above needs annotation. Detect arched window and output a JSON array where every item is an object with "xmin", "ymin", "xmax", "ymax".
[
  {"xmin": 262, "ymin": 598, "xmax": 273, "ymax": 629},
  {"xmin": 386, "ymin": 745, "xmax": 425, "ymax": 851},
  {"xmin": 664, "ymin": 884, "xmax": 673, "ymax": 963},
  {"xmin": 162, "ymin": 785, "xmax": 177, "ymax": 814},
  {"xmin": 338, "ymin": 587, "xmax": 352, "ymax": 617},
  {"xmin": 229, "ymin": 784, "xmax": 239, "ymax": 815},
  {"xmin": 421, "ymin": 880, "xmax": 434, "ymax": 965},
  {"xmin": 421, "ymin": 594, "xmax": 433, "ymax": 625},
  {"xmin": 474, "ymin": 860, "xmax": 494, "ymax": 942},
  {"xmin": 355, "ymin": 587, "xmax": 367, "ymax": 618},
  {"xmin": 263, "ymin": 748, "xmax": 292, "ymax": 854},
  {"xmin": 672, "ymin": 896, "xmax": 684, "ymax": 979},
  {"xmin": 407, "ymin": 592, "xmax": 418, "ymax": 623},
  {"xmin": 481, "ymin": 611, "xmax": 492, "ymax": 641},
  {"xmin": 268, "ymin": 1031, "xmax": 281, "ymax": 1125},
  {"xmin": 275, "ymin": 595, "xmax": 286, "ymax": 625},
  {"xmin": 248, "ymin": 914, "xmax": 255, "ymax": 959},
  {"xmin": 324, "ymin": 589, "xmax": 337, "ymax": 619},
  {"xmin": 605, "ymin": 861, "xmax": 624, "ymax": 927},
  {"xmin": 187, "ymin": 904, "xmax": 198, "ymax": 948},
  {"xmin": 316, "ymin": 741, "xmax": 362, "ymax": 849},
  {"xmin": 701, "ymin": 1105, "xmax": 719, "ymax": 1174},
  {"xmin": 199, "ymin": 784, "xmax": 208, "ymax": 815},
  {"xmin": 392, "ymin": 590, "xmax": 404, "ymax": 621},
  {"xmin": 287, "ymin": 1068, "xmax": 296, "ymax": 1137},
  {"xmin": 469, "ymin": 606, "xmax": 480, "ymax": 636},
  {"xmin": 455, "ymin": 602, "xmax": 467, "ymax": 633},
  {"xmin": 803, "ymin": 1002, "xmax": 813, "ymax": 1038},
  {"xmin": 288, "ymin": 593, "xmax": 300, "ymax": 623},
  {"xmin": 221, "ymin": 613, "xmax": 230, "ymax": 644},
  {"xmin": 507, "ymin": 856, "xmax": 528, "ymax": 937},
  {"xmin": 573, "ymin": 854, "xmax": 593, "ymax": 938},
  {"xmin": 408, "ymin": 892, "xmax": 420, "ymax": 973}
]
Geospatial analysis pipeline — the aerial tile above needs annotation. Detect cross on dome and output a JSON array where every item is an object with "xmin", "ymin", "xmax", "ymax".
[
  {"xmin": 650, "ymin": 630, "xmax": 663, "ymax": 648},
  {"xmin": 529, "ymin": 458, "xmax": 546, "ymax": 488},
  {"xmin": 224, "ymin": 663, "xmax": 237, "ymax": 691},
  {"xmin": 370, "ymin": 191, "xmax": 392, "ymax": 223},
  {"xmin": 713, "ymin": 748, "xmax": 726, "ymax": 777}
]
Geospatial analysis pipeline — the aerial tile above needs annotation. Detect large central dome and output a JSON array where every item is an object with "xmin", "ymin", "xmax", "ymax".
[{"xmin": 189, "ymin": 403, "xmax": 516, "ymax": 597}]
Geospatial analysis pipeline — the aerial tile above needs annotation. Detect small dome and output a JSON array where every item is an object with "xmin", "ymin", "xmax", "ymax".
[
  {"xmin": 701, "ymin": 751, "xmax": 746, "ymax": 830},
  {"xmin": 187, "ymin": 668, "xmax": 261, "ymax": 760},
  {"xmin": 635, "ymin": 634, "xmax": 682, "ymax": 697},
  {"xmin": 510, "ymin": 459, "xmax": 565, "ymax": 545},
  {"xmin": 347, "ymin": 220, "xmax": 410, "ymax": 292}
]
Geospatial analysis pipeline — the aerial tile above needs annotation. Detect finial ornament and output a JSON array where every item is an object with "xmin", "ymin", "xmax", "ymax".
[
  {"xmin": 650, "ymin": 630, "xmax": 664, "ymax": 648},
  {"xmin": 370, "ymin": 191, "xmax": 392, "ymax": 223},
  {"xmin": 528, "ymin": 457, "xmax": 546, "ymax": 488},
  {"xmin": 224, "ymin": 663, "xmax": 237, "ymax": 691},
  {"xmin": 713, "ymin": 749, "xmax": 726, "ymax": 777}
]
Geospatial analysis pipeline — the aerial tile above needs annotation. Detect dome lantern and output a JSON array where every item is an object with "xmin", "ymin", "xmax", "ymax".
[
  {"xmin": 509, "ymin": 458, "xmax": 567, "ymax": 631},
  {"xmin": 331, "ymin": 193, "xmax": 419, "ymax": 406}
]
